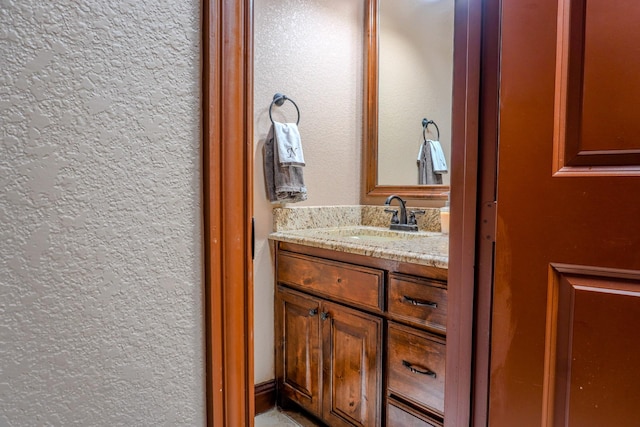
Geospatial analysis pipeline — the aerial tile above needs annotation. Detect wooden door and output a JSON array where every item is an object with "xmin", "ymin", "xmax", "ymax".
[
  {"xmin": 321, "ymin": 301, "xmax": 382, "ymax": 427},
  {"xmin": 275, "ymin": 286, "xmax": 322, "ymax": 418},
  {"xmin": 491, "ymin": 1, "xmax": 640, "ymax": 426}
]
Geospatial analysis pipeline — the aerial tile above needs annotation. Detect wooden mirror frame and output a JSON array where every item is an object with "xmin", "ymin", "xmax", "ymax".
[{"xmin": 361, "ymin": 0, "xmax": 450, "ymax": 203}]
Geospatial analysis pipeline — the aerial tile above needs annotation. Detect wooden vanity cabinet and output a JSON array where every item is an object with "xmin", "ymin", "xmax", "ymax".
[
  {"xmin": 276, "ymin": 286, "xmax": 382, "ymax": 427},
  {"xmin": 274, "ymin": 242, "xmax": 447, "ymax": 427}
]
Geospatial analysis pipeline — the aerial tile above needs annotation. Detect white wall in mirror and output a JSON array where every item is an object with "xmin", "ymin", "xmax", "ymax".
[{"xmin": 377, "ymin": 0, "xmax": 454, "ymax": 186}]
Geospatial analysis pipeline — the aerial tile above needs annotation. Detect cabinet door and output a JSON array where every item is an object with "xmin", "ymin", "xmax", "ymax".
[
  {"xmin": 275, "ymin": 286, "xmax": 322, "ymax": 417},
  {"xmin": 321, "ymin": 301, "xmax": 382, "ymax": 427}
]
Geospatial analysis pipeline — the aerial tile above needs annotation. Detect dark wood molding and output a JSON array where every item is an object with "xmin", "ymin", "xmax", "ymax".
[
  {"xmin": 445, "ymin": 0, "xmax": 484, "ymax": 425},
  {"xmin": 255, "ymin": 380, "xmax": 277, "ymax": 415},
  {"xmin": 203, "ymin": 0, "xmax": 254, "ymax": 425},
  {"xmin": 361, "ymin": 0, "xmax": 378, "ymax": 204}
]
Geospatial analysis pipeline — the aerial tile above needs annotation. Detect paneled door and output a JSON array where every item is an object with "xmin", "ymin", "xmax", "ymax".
[
  {"xmin": 321, "ymin": 301, "xmax": 382, "ymax": 427},
  {"xmin": 275, "ymin": 286, "xmax": 321, "ymax": 418},
  {"xmin": 491, "ymin": 0, "xmax": 640, "ymax": 426}
]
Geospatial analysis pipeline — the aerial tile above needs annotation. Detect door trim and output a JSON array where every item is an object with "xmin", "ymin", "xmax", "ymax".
[
  {"xmin": 445, "ymin": 0, "xmax": 484, "ymax": 425},
  {"xmin": 204, "ymin": 0, "xmax": 487, "ymax": 425},
  {"xmin": 203, "ymin": 0, "xmax": 254, "ymax": 425},
  {"xmin": 471, "ymin": 0, "xmax": 501, "ymax": 424}
]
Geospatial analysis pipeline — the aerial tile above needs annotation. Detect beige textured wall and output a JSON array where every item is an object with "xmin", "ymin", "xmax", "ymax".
[
  {"xmin": 253, "ymin": 0, "xmax": 364, "ymax": 383},
  {"xmin": 377, "ymin": 0, "xmax": 454, "ymax": 186},
  {"xmin": 0, "ymin": 1, "xmax": 204, "ymax": 425}
]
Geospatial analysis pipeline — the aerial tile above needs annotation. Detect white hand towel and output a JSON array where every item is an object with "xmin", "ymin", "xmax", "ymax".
[
  {"xmin": 273, "ymin": 121, "xmax": 305, "ymax": 167},
  {"xmin": 428, "ymin": 140, "xmax": 448, "ymax": 174}
]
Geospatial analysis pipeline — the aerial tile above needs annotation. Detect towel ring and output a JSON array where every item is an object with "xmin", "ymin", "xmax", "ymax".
[
  {"xmin": 422, "ymin": 118, "xmax": 440, "ymax": 141},
  {"xmin": 269, "ymin": 93, "xmax": 300, "ymax": 125}
]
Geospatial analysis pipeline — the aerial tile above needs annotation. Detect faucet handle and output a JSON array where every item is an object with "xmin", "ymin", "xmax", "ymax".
[
  {"xmin": 408, "ymin": 209, "xmax": 426, "ymax": 226},
  {"xmin": 384, "ymin": 208, "xmax": 399, "ymax": 224}
]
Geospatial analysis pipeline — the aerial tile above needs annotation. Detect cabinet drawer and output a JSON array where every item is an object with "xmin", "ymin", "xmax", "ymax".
[
  {"xmin": 387, "ymin": 400, "xmax": 442, "ymax": 427},
  {"xmin": 277, "ymin": 251, "xmax": 384, "ymax": 312},
  {"xmin": 387, "ymin": 322, "xmax": 445, "ymax": 416},
  {"xmin": 388, "ymin": 273, "xmax": 447, "ymax": 334}
]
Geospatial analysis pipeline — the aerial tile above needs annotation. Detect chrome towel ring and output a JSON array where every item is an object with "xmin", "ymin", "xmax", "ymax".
[{"xmin": 269, "ymin": 93, "xmax": 300, "ymax": 125}]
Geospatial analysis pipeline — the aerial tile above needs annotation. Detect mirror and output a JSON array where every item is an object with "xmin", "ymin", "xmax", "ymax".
[{"xmin": 363, "ymin": 0, "xmax": 454, "ymax": 201}]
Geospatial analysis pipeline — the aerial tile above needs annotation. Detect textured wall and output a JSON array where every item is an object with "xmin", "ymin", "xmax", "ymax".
[
  {"xmin": 0, "ymin": 1, "xmax": 204, "ymax": 425},
  {"xmin": 253, "ymin": 0, "xmax": 364, "ymax": 383}
]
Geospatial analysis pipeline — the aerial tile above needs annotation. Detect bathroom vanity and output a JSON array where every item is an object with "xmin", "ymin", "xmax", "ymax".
[{"xmin": 271, "ymin": 206, "xmax": 448, "ymax": 427}]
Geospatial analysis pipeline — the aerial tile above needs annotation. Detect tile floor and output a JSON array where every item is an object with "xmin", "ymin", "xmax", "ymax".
[
  {"xmin": 255, "ymin": 408, "xmax": 323, "ymax": 427},
  {"xmin": 254, "ymin": 408, "xmax": 302, "ymax": 427}
]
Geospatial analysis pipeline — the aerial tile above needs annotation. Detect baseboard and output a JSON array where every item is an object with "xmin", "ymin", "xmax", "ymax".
[{"xmin": 255, "ymin": 380, "xmax": 276, "ymax": 415}]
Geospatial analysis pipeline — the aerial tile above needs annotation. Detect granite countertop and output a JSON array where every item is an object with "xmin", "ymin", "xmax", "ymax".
[{"xmin": 268, "ymin": 206, "xmax": 449, "ymax": 269}]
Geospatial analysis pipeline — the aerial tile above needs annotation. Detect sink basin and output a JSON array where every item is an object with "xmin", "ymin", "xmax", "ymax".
[{"xmin": 314, "ymin": 227, "xmax": 430, "ymax": 242}]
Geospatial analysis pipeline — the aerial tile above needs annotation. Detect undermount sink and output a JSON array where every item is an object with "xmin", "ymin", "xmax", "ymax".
[{"xmin": 316, "ymin": 226, "xmax": 431, "ymax": 242}]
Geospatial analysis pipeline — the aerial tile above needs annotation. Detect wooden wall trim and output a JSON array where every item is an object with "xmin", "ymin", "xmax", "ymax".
[
  {"xmin": 202, "ymin": 1, "xmax": 223, "ymax": 424},
  {"xmin": 203, "ymin": 0, "xmax": 254, "ymax": 426},
  {"xmin": 445, "ymin": 0, "xmax": 483, "ymax": 425},
  {"xmin": 255, "ymin": 380, "xmax": 277, "ymax": 415}
]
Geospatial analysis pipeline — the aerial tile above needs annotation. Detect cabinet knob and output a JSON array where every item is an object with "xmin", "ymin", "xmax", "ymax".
[
  {"xmin": 309, "ymin": 308, "xmax": 318, "ymax": 317},
  {"xmin": 320, "ymin": 311, "xmax": 330, "ymax": 321}
]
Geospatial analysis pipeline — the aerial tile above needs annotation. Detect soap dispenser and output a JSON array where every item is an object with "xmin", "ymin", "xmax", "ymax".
[{"xmin": 440, "ymin": 193, "xmax": 450, "ymax": 234}]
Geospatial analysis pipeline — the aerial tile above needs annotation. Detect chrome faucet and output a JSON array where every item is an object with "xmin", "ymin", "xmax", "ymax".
[{"xmin": 384, "ymin": 195, "xmax": 424, "ymax": 232}]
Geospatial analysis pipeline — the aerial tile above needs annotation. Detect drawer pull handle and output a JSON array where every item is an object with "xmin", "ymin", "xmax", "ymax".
[
  {"xmin": 402, "ymin": 295, "xmax": 438, "ymax": 308},
  {"xmin": 309, "ymin": 308, "xmax": 318, "ymax": 317},
  {"xmin": 320, "ymin": 311, "xmax": 330, "ymax": 321},
  {"xmin": 402, "ymin": 360, "xmax": 437, "ymax": 378}
]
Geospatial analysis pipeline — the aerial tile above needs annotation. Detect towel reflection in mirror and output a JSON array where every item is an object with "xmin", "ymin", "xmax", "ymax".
[{"xmin": 417, "ymin": 139, "xmax": 448, "ymax": 185}]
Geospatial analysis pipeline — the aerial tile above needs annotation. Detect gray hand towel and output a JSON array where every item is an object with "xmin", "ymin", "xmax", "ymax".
[
  {"xmin": 417, "ymin": 140, "xmax": 443, "ymax": 185},
  {"xmin": 264, "ymin": 124, "xmax": 308, "ymax": 203}
]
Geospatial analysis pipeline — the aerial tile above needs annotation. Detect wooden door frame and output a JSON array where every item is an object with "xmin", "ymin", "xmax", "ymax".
[
  {"xmin": 470, "ymin": 0, "xmax": 501, "ymax": 424},
  {"xmin": 445, "ymin": 0, "xmax": 485, "ymax": 425},
  {"xmin": 203, "ymin": 0, "xmax": 254, "ymax": 425},
  {"xmin": 203, "ymin": 0, "xmax": 488, "ymax": 426}
]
